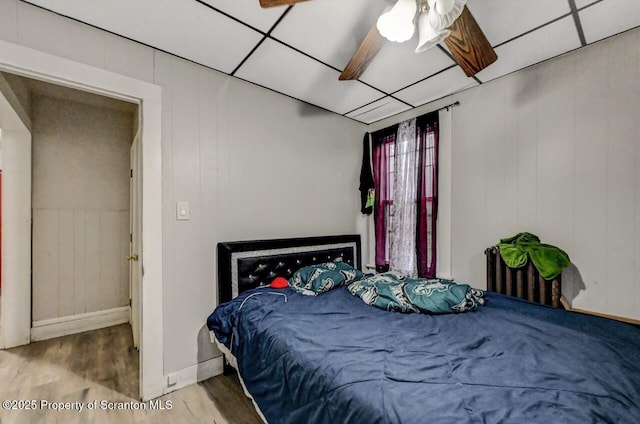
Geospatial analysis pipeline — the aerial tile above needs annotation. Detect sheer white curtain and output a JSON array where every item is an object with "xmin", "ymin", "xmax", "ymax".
[{"xmin": 389, "ymin": 118, "xmax": 418, "ymax": 278}]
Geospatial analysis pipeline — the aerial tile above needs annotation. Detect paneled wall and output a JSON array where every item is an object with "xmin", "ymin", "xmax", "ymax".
[
  {"xmin": 31, "ymin": 95, "xmax": 133, "ymax": 321},
  {"xmin": 371, "ymin": 28, "xmax": 640, "ymax": 320},
  {"xmin": 0, "ymin": 0, "xmax": 366, "ymax": 374},
  {"xmin": 451, "ymin": 28, "xmax": 639, "ymax": 320},
  {"xmin": 155, "ymin": 52, "xmax": 365, "ymax": 372}
]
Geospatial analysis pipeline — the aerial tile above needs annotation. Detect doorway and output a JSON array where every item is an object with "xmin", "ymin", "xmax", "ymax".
[
  {"xmin": 1, "ymin": 71, "xmax": 141, "ymax": 377},
  {"xmin": 0, "ymin": 39, "xmax": 163, "ymax": 400},
  {"xmin": 27, "ymin": 81, "xmax": 138, "ymax": 341}
]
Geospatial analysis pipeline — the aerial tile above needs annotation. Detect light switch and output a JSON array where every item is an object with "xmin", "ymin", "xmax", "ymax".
[{"xmin": 176, "ymin": 201, "xmax": 190, "ymax": 220}]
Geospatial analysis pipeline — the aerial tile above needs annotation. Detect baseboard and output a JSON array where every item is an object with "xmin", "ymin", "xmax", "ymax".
[
  {"xmin": 163, "ymin": 356, "xmax": 223, "ymax": 395},
  {"xmin": 31, "ymin": 306, "xmax": 130, "ymax": 342},
  {"xmin": 560, "ymin": 296, "xmax": 640, "ymax": 326}
]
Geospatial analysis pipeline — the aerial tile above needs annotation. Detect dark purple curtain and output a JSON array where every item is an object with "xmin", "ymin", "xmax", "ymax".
[
  {"xmin": 372, "ymin": 125, "xmax": 397, "ymax": 273},
  {"xmin": 416, "ymin": 112, "xmax": 439, "ymax": 278},
  {"xmin": 372, "ymin": 113, "xmax": 439, "ymax": 278}
]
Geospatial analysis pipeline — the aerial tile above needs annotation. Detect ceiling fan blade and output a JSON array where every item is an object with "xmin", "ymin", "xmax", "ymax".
[
  {"xmin": 259, "ymin": 0, "xmax": 309, "ymax": 7},
  {"xmin": 443, "ymin": 6, "xmax": 497, "ymax": 77},
  {"xmin": 339, "ymin": 24, "xmax": 385, "ymax": 81}
]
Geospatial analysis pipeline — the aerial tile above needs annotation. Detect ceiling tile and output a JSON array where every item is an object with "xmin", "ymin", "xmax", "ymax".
[
  {"xmin": 199, "ymin": 0, "xmax": 286, "ymax": 33},
  {"xmin": 346, "ymin": 97, "xmax": 412, "ymax": 124},
  {"xmin": 467, "ymin": 0, "xmax": 571, "ymax": 46},
  {"xmin": 359, "ymin": 40, "xmax": 455, "ymax": 94},
  {"xmin": 394, "ymin": 67, "xmax": 477, "ymax": 107},
  {"xmin": 574, "ymin": 0, "xmax": 601, "ymax": 9},
  {"xmin": 236, "ymin": 38, "xmax": 383, "ymax": 115},
  {"xmin": 25, "ymin": 0, "xmax": 263, "ymax": 74},
  {"xmin": 21, "ymin": 0, "xmax": 638, "ymax": 123},
  {"xmin": 579, "ymin": 0, "xmax": 640, "ymax": 44},
  {"xmin": 476, "ymin": 16, "xmax": 581, "ymax": 82},
  {"xmin": 271, "ymin": 0, "xmax": 388, "ymax": 70}
]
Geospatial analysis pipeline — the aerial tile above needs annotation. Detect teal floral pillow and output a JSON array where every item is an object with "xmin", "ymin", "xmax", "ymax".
[
  {"xmin": 348, "ymin": 272, "xmax": 485, "ymax": 314},
  {"xmin": 288, "ymin": 261, "xmax": 364, "ymax": 296}
]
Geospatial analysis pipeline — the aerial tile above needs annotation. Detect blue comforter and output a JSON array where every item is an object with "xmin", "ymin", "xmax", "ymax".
[{"xmin": 207, "ymin": 286, "xmax": 640, "ymax": 424}]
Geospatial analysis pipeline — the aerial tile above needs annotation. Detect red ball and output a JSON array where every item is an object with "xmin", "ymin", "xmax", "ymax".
[{"xmin": 270, "ymin": 277, "xmax": 289, "ymax": 289}]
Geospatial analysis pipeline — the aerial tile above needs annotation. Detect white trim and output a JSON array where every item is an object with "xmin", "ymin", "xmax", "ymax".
[
  {"xmin": 0, "ymin": 40, "xmax": 164, "ymax": 400},
  {"xmin": 163, "ymin": 356, "xmax": 224, "ymax": 394},
  {"xmin": 436, "ymin": 106, "xmax": 453, "ymax": 280},
  {"xmin": 0, "ymin": 128, "xmax": 31, "ymax": 349},
  {"xmin": 31, "ymin": 307, "xmax": 130, "ymax": 342},
  {"xmin": 139, "ymin": 99, "xmax": 164, "ymax": 400},
  {"xmin": 0, "ymin": 42, "xmax": 160, "ymax": 103}
]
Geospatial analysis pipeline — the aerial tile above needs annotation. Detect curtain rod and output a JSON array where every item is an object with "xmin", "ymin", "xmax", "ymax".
[
  {"xmin": 370, "ymin": 101, "xmax": 461, "ymax": 136},
  {"xmin": 437, "ymin": 101, "xmax": 460, "ymax": 112}
]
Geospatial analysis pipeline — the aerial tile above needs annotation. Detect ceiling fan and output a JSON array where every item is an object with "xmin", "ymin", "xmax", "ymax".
[{"xmin": 259, "ymin": 0, "xmax": 497, "ymax": 81}]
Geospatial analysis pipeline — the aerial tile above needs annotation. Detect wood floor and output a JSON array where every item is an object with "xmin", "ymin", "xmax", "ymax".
[{"xmin": 0, "ymin": 324, "xmax": 263, "ymax": 424}]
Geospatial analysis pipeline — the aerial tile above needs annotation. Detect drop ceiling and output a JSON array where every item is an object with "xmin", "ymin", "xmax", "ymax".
[{"xmin": 23, "ymin": 0, "xmax": 640, "ymax": 124}]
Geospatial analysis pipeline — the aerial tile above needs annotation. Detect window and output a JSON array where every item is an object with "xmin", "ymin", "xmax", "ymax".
[{"xmin": 372, "ymin": 112, "xmax": 438, "ymax": 278}]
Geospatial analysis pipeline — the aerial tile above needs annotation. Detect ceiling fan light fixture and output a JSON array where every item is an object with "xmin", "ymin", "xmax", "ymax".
[
  {"xmin": 376, "ymin": 0, "xmax": 417, "ymax": 43},
  {"xmin": 428, "ymin": 0, "xmax": 467, "ymax": 30},
  {"xmin": 415, "ymin": 11, "xmax": 450, "ymax": 53},
  {"xmin": 433, "ymin": 0, "xmax": 455, "ymax": 15}
]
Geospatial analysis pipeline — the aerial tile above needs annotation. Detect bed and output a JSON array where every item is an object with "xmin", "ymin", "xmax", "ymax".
[{"xmin": 207, "ymin": 235, "xmax": 640, "ymax": 423}]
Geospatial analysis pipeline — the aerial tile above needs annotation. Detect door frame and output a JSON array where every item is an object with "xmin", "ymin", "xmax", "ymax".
[
  {"xmin": 130, "ymin": 130, "xmax": 141, "ymax": 349},
  {"xmin": 0, "ymin": 40, "xmax": 164, "ymax": 401},
  {"xmin": 0, "ymin": 102, "xmax": 31, "ymax": 350}
]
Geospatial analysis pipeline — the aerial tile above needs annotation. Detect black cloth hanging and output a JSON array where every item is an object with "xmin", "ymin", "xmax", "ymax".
[{"xmin": 359, "ymin": 132, "xmax": 375, "ymax": 215}]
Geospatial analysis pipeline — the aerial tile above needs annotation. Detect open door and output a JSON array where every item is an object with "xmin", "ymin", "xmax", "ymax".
[{"xmin": 129, "ymin": 131, "xmax": 141, "ymax": 350}]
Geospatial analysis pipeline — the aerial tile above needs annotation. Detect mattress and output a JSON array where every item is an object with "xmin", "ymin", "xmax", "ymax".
[{"xmin": 208, "ymin": 285, "xmax": 640, "ymax": 424}]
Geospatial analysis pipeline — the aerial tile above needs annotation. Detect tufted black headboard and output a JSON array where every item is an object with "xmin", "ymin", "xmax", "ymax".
[{"xmin": 217, "ymin": 235, "xmax": 361, "ymax": 304}]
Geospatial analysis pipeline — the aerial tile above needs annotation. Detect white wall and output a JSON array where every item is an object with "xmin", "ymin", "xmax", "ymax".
[
  {"xmin": 155, "ymin": 52, "xmax": 365, "ymax": 374},
  {"xmin": 31, "ymin": 95, "xmax": 133, "ymax": 321},
  {"xmin": 0, "ymin": 0, "xmax": 366, "ymax": 378},
  {"xmin": 370, "ymin": 28, "xmax": 640, "ymax": 320}
]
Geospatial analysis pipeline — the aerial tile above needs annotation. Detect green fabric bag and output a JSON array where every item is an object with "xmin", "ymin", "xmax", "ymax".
[{"xmin": 497, "ymin": 232, "xmax": 570, "ymax": 280}]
